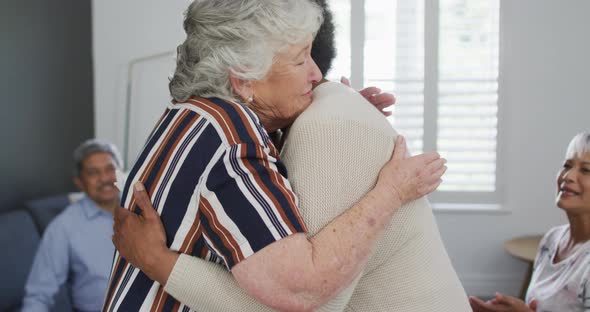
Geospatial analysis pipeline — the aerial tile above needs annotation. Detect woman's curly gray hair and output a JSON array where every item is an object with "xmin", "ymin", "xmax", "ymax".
[{"xmin": 169, "ymin": 0, "xmax": 324, "ymax": 103}]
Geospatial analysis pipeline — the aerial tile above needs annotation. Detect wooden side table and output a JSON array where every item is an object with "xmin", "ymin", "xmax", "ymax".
[{"xmin": 504, "ymin": 235, "xmax": 543, "ymax": 299}]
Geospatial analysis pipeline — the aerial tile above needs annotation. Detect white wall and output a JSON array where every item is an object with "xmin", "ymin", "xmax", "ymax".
[
  {"xmin": 92, "ymin": 0, "xmax": 187, "ymax": 164},
  {"xmin": 93, "ymin": 0, "xmax": 590, "ymax": 296}
]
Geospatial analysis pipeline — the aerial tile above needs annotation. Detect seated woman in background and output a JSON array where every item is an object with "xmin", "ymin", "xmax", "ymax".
[{"xmin": 470, "ymin": 131, "xmax": 590, "ymax": 312}]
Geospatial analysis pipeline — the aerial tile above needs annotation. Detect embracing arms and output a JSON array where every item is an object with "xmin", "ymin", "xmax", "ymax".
[{"xmin": 114, "ymin": 135, "xmax": 445, "ymax": 312}]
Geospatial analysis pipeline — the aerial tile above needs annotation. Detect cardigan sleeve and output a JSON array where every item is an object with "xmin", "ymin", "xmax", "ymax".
[{"xmin": 163, "ymin": 82, "xmax": 395, "ymax": 311}]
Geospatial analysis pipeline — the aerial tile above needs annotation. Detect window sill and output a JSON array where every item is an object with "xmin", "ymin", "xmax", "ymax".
[{"xmin": 432, "ymin": 203, "xmax": 509, "ymax": 215}]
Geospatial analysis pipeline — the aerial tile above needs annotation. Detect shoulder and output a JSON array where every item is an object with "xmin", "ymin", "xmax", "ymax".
[
  {"xmin": 51, "ymin": 199, "xmax": 86, "ymax": 226},
  {"xmin": 177, "ymin": 97, "xmax": 269, "ymax": 147},
  {"xmin": 535, "ymin": 224, "xmax": 568, "ymax": 260},
  {"xmin": 542, "ymin": 224, "xmax": 569, "ymax": 244},
  {"xmin": 285, "ymin": 82, "xmax": 396, "ymax": 158},
  {"xmin": 295, "ymin": 82, "xmax": 396, "ymax": 137},
  {"xmin": 41, "ymin": 200, "xmax": 86, "ymax": 240}
]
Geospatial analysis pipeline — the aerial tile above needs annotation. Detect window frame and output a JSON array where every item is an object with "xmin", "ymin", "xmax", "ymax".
[{"xmin": 330, "ymin": 0, "xmax": 503, "ymax": 206}]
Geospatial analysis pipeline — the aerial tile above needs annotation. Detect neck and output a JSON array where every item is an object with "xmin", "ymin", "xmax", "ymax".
[
  {"xmin": 245, "ymin": 104, "xmax": 284, "ymax": 133},
  {"xmin": 566, "ymin": 212, "xmax": 590, "ymax": 245},
  {"xmin": 96, "ymin": 199, "xmax": 118, "ymax": 214},
  {"xmin": 259, "ymin": 118, "xmax": 282, "ymax": 133}
]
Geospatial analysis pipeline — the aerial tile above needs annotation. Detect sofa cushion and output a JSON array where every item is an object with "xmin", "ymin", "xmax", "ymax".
[
  {"xmin": 24, "ymin": 195, "xmax": 70, "ymax": 233},
  {"xmin": 0, "ymin": 210, "xmax": 40, "ymax": 311}
]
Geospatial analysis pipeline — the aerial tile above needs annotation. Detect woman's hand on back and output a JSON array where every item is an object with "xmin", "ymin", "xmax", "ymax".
[
  {"xmin": 374, "ymin": 135, "xmax": 446, "ymax": 209},
  {"xmin": 112, "ymin": 182, "xmax": 179, "ymax": 285}
]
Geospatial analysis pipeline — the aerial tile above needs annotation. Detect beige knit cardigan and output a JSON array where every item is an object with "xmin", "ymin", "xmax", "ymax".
[{"xmin": 163, "ymin": 82, "xmax": 471, "ymax": 311}]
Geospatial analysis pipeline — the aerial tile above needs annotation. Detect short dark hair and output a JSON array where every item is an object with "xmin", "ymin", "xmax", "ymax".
[{"xmin": 311, "ymin": 0, "xmax": 336, "ymax": 77}]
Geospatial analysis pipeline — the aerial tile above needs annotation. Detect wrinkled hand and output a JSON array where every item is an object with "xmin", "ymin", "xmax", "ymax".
[
  {"xmin": 340, "ymin": 76, "xmax": 395, "ymax": 116},
  {"xmin": 374, "ymin": 135, "xmax": 446, "ymax": 208},
  {"xmin": 112, "ymin": 182, "xmax": 178, "ymax": 285},
  {"xmin": 469, "ymin": 293, "xmax": 537, "ymax": 312}
]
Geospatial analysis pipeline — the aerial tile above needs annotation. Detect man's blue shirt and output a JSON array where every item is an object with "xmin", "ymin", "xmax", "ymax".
[{"xmin": 22, "ymin": 196, "xmax": 114, "ymax": 312}]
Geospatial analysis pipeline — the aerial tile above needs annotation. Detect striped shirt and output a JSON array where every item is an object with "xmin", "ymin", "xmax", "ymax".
[{"xmin": 102, "ymin": 97, "xmax": 307, "ymax": 312}]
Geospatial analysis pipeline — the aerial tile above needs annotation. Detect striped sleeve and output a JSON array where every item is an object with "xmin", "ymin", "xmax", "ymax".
[
  {"xmin": 102, "ymin": 107, "xmax": 215, "ymax": 312},
  {"xmin": 199, "ymin": 141, "xmax": 307, "ymax": 269}
]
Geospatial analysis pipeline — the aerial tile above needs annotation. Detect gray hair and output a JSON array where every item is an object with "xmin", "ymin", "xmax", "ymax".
[
  {"xmin": 565, "ymin": 131, "xmax": 590, "ymax": 159},
  {"xmin": 169, "ymin": 0, "xmax": 323, "ymax": 103},
  {"xmin": 73, "ymin": 139, "xmax": 122, "ymax": 176}
]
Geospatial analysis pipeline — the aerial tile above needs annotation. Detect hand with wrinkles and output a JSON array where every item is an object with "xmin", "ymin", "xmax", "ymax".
[{"xmin": 112, "ymin": 182, "xmax": 178, "ymax": 286}]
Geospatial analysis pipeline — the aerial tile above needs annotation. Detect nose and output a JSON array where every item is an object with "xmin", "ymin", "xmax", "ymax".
[
  {"xmin": 308, "ymin": 57, "xmax": 323, "ymax": 83},
  {"xmin": 562, "ymin": 168, "xmax": 577, "ymax": 182},
  {"xmin": 100, "ymin": 169, "xmax": 116, "ymax": 183}
]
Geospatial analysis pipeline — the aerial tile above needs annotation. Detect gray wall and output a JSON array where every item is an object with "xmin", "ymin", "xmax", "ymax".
[{"xmin": 0, "ymin": 0, "xmax": 94, "ymax": 212}]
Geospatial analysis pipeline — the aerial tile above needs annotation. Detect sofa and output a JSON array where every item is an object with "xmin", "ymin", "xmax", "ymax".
[{"xmin": 0, "ymin": 194, "xmax": 77, "ymax": 312}]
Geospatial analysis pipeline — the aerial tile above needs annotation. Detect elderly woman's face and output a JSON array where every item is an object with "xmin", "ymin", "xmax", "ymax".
[
  {"xmin": 556, "ymin": 152, "xmax": 590, "ymax": 213},
  {"xmin": 250, "ymin": 35, "xmax": 322, "ymax": 132}
]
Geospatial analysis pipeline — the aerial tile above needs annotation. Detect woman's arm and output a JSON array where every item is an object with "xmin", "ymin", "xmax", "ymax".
[
  {"xmin": 114, "ymin": 135, "xmax": 445, "ymax": 312},
  {"xmin": 228, "ymin": 136, "xmax": 443, "ymax": 312},
  {"xmin": 116, "ymin": 183, "xmax": 359, "ymax": 312},
  {"xmin": 114, "ymin": 81, "xmax": 396, "ymax": 312},
  {"xmin": 163, "ymin": 253, "xmax": 362, "ymax": 312}
]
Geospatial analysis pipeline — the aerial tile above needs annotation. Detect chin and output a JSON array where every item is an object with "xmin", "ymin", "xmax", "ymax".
[
  {"xmin": 557, "ymin": 201, "xmax": 589, "ymax": 214},
  {"xmin": 556, "ymin": 196, "xmax": 571, "ymax": 208}
]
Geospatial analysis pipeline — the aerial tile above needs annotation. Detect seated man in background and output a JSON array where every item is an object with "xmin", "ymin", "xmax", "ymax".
[{"xmin": 22, "ymin": 139, "xmax": 121, "ymax": 312}]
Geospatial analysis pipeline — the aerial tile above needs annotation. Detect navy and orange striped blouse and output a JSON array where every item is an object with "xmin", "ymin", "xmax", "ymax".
[{"xmin": 102, "ymin": 97, "xmax": 307, "ymax": 312}]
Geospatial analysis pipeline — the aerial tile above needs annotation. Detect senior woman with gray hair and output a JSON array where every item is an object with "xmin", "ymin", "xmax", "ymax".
[
  {"xmin": 104, "ymin": 1, "xmax": 446, "ymax": 311},
  {"xmin": 470, "ymin": 132, "xmax": 590, "ymax": 312}
]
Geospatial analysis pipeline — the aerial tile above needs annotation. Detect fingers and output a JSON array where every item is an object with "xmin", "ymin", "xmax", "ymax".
[
  {"xmin": 360, "ymin": 88, "xmax": 396, "ymax": 116},
  {"xmin": 469, "ymin": 296, "xmax": 491, "ymax": 312},
  {"xmin": 114, "ymin": 205, "xmax": 132, "ymax": 222},
  {"xmin": 494, "ymin": 293, "xmax": 524, "ymax": 308},
  {"xmin": 415, "ymin": 159, "xmax": 446, "ymax": 196},
  {"xmin": 370, "ymin": 93, "xmax": 396, "ymax": 109},
  {"xmin": 391, "ymin": 136, "xmax": 407, "ymax": 161},
  {"xmin": 426, "ymin": 158, "xmax": 447, "ymax": 179},
  {"xmin": 468, "ymin": 296, "xmax": 502, "ymax": 312},
  {"xmin": 133, "ymin": 182, "xmax": 158, "ymax": 220},
  {"xmin": 112, "ymin": 206, "xmax": 135, "ymax": 246},
  {"xmin": 340, "ymin": 76, "xmax": 351, "ymax": 87},
  {"xmin": 528, "ymin": 299, "xmax": 537, "ymax": 310},
  {"xmin": 493, "ymin": 293, "xmax": 506, "ymax": 304},
  {"xmin": 359, "ymin": 86, "xmax": 381, "ymax": 99},
  {"xmin": 414, "ymin": 151, "xmax": 441, "ymax": 164},
  {"xmin": 493, "ymin": 293, "xmax": 512, "ymax": 305}
]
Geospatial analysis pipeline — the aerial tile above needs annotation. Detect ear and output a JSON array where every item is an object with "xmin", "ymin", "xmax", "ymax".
[
  {"xmin": 229, "ymin": 71, "xmax": 253, "ymax": 102},
  {"xmin": 73, "ymin": 176, "xmax": 84, "ymax": 191}
]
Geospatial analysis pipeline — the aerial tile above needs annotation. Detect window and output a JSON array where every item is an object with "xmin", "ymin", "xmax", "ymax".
[{"xmin": 326, "ymin": 0, "xmax": 500, "ymax": 204}]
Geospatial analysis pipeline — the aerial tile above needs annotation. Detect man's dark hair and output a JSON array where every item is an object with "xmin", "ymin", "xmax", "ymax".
[{"xmin": 311, "ymin": 0, "xmax": 336, "ymax": 77}]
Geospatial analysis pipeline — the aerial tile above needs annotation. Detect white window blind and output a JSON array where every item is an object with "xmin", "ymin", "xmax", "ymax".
[{"xmin": 327, "ymin": 0, "xmax": 500, "ymax": 204}]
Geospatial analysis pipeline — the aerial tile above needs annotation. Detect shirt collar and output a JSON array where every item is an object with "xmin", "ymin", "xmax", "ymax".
[{"xmin": 79, "ymin": 195, "xmax": 112, "ymax": 219}]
